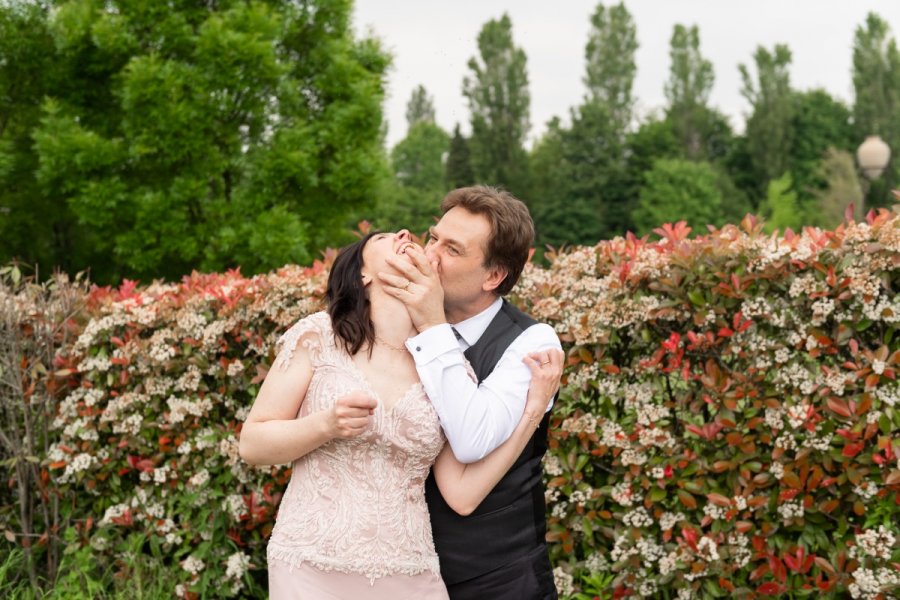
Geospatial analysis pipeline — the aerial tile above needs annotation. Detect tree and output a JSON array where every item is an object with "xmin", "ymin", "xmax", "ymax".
[
  {"xmin": 664, "ymin": 24, "xmax": 725, "ymax": 160},
  {"xmin": 445, "ymin": 124, "xmax": 474, "ymax": 189},
  {"xmin": 377, "ymin": 87, "xmax": 450, "ymax": 235},
  {"xmin": 3, "ymin": 0, "xmax": 390, "ymax": 284},
  {"xmin": 852, "ymin": 12, "xmax": 900, "ymax": 206},
  {"xmin": 789, "ymin": 89, "xmax": 855, "ymax": 203},
  {"xmin": 632, "ymin": 158, "xmax": 741, "ymax": 234},
  {"xmin": 463, "ymin": 13, "xmax": 530, "ymax": 194},
  {"xmin": 0, "ymin": 2, "xmax": 67, "ymax": 276},
  {"xmin": 759, "ymin": 173, "xmax": 803, "ymax": 233},
  {"xmin": 739, "ymin": 44, "xmax": 795, "ymax": 196},
  {"xmin": 405, "ymin": 84, "xmax": 436, "ymax": 130},
  {"xmin": 809, "ymin": 148, "xmax": 863, "ymax": 227},
  {"xmin": 583, "ymin": 2, "xmax": 638, "ymax": 135}
]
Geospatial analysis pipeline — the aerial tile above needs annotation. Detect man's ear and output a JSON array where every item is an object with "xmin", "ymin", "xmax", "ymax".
[{"xmin": 482, "ymin": 267, "xmax": 508, "ymax": 293}]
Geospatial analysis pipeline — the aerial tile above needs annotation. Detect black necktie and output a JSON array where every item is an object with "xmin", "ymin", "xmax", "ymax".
[{"xmin": 451, "ymin": 327, "xmax": 463, "ymax": 342}]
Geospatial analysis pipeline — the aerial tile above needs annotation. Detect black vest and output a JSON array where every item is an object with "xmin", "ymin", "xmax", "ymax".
[{"xmin": 425, "ymin": 300, "xmax": 551, "ymax": 585}]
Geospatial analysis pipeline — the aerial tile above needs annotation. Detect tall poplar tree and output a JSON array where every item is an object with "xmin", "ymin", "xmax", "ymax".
[
  {"xmin": 463, "ymin": 13, "xmax": 530, "ymax": 194},
  {"xmin": 583, "ymin": 1, "xmax": 638, "ymax": 136},
  {"xmin": 739, "ymin": 44, "xmax": 795, "ymax": 196},
  {"xmin": 664, "ymin": 24, "xmax": 727, "ymax": 161},
  {"xmin": 445, "ymin": 124, "xmax": 474, "ymax": 190}
]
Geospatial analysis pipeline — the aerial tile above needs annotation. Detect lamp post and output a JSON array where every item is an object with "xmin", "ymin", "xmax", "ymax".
[{"xmin": 856, "ymin": 135, "xmax": 891, "ymax": 216}]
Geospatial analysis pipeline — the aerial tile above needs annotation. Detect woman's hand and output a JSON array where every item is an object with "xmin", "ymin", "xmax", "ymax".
[
  {"xmin": 327, "ymin": 391, "xmax": 377, "ymax": 439},
  {"xmin": 522, "ymin": 349, "xmax": 565, "ymax": 425}
]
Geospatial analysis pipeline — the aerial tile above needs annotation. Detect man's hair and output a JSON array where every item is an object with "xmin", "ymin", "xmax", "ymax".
[
  {"xmin": 440, "ymin": 185, "xmax": 534, "ymax": 296},
  {"xmin": 326, "ymin": 232, "xmax": 377, "ymax": 356}
]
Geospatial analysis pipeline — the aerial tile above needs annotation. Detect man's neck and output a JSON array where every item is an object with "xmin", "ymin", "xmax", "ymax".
[{"xmin": 446, "ymin": 294, "xmax": 500, "ymax": 325}]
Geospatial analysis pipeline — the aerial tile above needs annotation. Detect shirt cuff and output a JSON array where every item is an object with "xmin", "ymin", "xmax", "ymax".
[{"xmin": 406, "ymin": 323, "xmax": 460, "ymax": 365}]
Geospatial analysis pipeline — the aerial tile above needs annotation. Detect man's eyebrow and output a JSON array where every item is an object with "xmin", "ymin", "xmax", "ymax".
[{"xmin": 429, "ymin": 227, "xmax": 465, "ymax": 252}]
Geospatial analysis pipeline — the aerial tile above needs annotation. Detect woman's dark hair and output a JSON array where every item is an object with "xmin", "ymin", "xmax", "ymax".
[{"xmin": 327, "ymin": 232, "xmax": 377, "ymax": 356}]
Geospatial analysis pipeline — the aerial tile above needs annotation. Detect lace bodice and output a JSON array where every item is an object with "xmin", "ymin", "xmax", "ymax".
[{"xmin": 266, "ymin": 312, "xmax": 446, "ymax": 581}]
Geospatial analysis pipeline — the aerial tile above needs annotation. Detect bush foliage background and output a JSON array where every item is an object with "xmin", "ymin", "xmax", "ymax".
[{"xmin": 2, "ymin": 210, "xmax": 900, "ymax": 598}]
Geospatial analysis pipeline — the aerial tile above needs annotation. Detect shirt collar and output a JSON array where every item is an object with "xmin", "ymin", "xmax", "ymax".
[{"xmin": 451, "ymin": 297, "xmax": 503, "ymax": 347}]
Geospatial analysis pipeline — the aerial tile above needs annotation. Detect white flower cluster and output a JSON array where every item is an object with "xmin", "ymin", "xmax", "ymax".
[
  {"xmin": 765, "ymin": 408, "xmax": 784, "ymax": 430},
  {"xmin": 74, "ymin": 313, "xmax": 132, "ymax": 351},
  {"xmin": 599, "ymin": 421, "xmax": 630, "ymax": 449},
  {"xmin": 188, "ymin": 469, "xmax": 210, "ymax": 488},
  {"xmin": 637, "ymin": 427, "xmax": 677, "ymax": 450},
  {"xmin": 727, "ymin": 532, "xmax": 752, "ymax": 568},
  {"xmin": 824, "ymin": 370, "xmax": 849, "ymax": 396},
  {"xmin": 543, "ymin": 454, "xmax": 563, "ymax": 477},
  {"xmin": 60, "ymin": 452, "xmax": 97, "ymax": 483},
  {"xmin": 789, "ymin": 274, "xmax": 824, "ymax": 299},
  {"xmin": 175, "ymin": 309, "xmax": 207, "ymax": 339},
  {"xmin": 623, "ymin": 507, "xmax": 654, "ymax": 528},
  {"xmin": 774, "ymin": 348, "xmax": 791, "ymax": 363},
  {"xmin": 101, "ymin": 391, "xmax": 147, "ymax": 423},
  {"xmin": 777, "ymin": 500, "xmax": 804, "ymax": 521},
  {"xmin": 696, "ymin": 537, "xmax": 719, "ymax": 561},
  {"xmin": 561, "ymin": 412, "xmax": 598, "ymax": 434},
  {"xmin": 585, "ymin": 552, "xmax": 609, "ymax": 573},
  {"xmin": 703, "ymin": 503, "xmax": 727, "ymax": 521},
  {"xmin": 99, "ymin": 503, "xmax": 130, "ymax": 526},
  {"xmin": 774, "ymin": 433, "xmax": 798, "ymax": 451},
  {"xmin": 611, "ymin": 482, "xmax": 635, "ymax": 507},
  {"xmin": 569, "ymin": 488, "xmax": 593, "ymax": 508},
  {"xmin": 854, "ymin": 483, "xmax": 879, "ymax": 501},
  {"xmin": 225, "ymin": 551, "xmax": 250, "ymax": 583},
  {"xmin": 175, "ymin": 365, "xmax": 202, "ymax": 392},
  {"xmin": 741, "ymin": 296, "xmax": 772, "ymax": 319},
  {"xmin": 112, "ymin": 413, "xmax": 143, "ymax": 436},
  {"xmin": 658, "ymin": 511, "xmax": 685, "ymax": 531},
  {"xmin": 862, "ymin": 296, "xmax": 900, "ymax": 325},
  {"xmin": 848, "ymin": 567, "xmax": 900, "ymax": 600},
  {"xmin": 226, "ymin": 360, "xmax": 245, "ymax": 377},
  {"xmin": 552, "ymin": 567, "xmax": 574, "ymax": 596},
  {"xmin": 224, "ymin": 494, "xmax": 245, "ymax": 522},
  {"xmin": 786, "ymin": 403, "xmax": 811, "ymax": 429},
  {"xmin": 801, "ymin": 431, "xmax": 832, "ymax": 452},
  {"xmin": 851, "ymin": 526, "xmax": 897, "ymax": 560},
  {"xmin": 166, "ymin": 395, "xmax": 213, "ymax": 425},
  {"xmin": 182, "ymin": 555, "xmax": 205, "ymax": 576},
  {"xmin": 620, "ymin": 448, "xmax": 648, "ymax": 466},
  {"xmin": 875, "ymin": 384, "xmax": 899, "ymax": 407},
  {"xmin": 770, "ymin": 462, "xmax": 785, "ymax": 480},
  {"xmin": 810, "ymin": 298, "xmax": 836, "ymax": 325}
]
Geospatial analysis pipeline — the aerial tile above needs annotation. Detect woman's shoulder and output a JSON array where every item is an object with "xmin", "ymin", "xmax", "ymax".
[{"xmin": 273, "ymin": 312, "xmax": 333, "ymax": 369}]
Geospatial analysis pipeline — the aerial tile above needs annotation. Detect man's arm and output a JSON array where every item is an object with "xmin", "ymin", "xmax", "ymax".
[{"xmin": 407, "ymin": 323, "xmax": 561, "ymax": 463}]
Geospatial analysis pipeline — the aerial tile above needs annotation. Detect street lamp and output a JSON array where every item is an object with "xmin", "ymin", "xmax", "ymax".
[{"xmin": 856, "ymin": 135, "xmax": 891, "ymax": 216}]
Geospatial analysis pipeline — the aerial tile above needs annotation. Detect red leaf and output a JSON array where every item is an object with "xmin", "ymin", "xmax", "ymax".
[{"xmin": 757, "ymin": 582, "xmax": 782, "ymax": 595}]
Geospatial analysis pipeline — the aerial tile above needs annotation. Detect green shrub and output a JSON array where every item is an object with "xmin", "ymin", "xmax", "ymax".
[{"xmin": 5, "ymin": 210, "xmax": 900, "ymax": 598}]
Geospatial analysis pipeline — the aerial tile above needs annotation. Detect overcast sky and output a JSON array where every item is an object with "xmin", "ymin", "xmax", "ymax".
[{"xmin": 353, "ymin": 0, "xmax": 900, "ymax": 149}]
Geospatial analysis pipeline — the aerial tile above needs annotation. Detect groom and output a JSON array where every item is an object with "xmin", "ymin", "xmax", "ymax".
[{"xmin": 379, "ymin": 186, "xmax": 562, "ymax": 600}]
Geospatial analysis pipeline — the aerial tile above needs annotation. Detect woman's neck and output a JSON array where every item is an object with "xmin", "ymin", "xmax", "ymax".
[{"xmin": 369, "ymin": 293, "xmax": 417, "ymax": 348}]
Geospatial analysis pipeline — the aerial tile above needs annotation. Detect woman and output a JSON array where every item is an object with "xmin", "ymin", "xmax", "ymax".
[{"xmin": 239, "ymin": 231, "xmax": 562, "ymax": 599}]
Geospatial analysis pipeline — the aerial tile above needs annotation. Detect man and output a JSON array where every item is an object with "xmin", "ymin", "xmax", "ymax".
[{"xmin": 378, "ymin": 185, "xmax": 563, "ymax": 600}]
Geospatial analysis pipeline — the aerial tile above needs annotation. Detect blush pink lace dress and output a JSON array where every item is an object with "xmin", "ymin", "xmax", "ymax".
[{"xmin": 266, "ymin": 312, "xmax": 449, "ymax": 600}]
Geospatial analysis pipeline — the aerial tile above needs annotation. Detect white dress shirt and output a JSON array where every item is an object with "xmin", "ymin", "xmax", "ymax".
[{"xmin": 405, "ymin": 297, "xmax": 562, "ymax": 463}]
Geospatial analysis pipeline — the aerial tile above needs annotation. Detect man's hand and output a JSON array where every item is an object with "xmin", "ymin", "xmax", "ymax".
[
  {"xmin": 378, "ymin": 246, "xmax": 447, "ymax": 333},
  {"xmin": 327, "ymin": 391, "xmax": 377, "ymax": 439}
]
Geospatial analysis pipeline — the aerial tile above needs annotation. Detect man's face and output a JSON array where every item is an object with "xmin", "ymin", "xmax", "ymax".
[{"xmin": 425, "ymin": 207, "xmax": 504, "ymax": 313}]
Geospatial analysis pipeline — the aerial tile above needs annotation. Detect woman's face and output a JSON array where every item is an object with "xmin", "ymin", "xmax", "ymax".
[{"xmin": 362, "ymin": 230, "xmax": 419, "ymax": 281}]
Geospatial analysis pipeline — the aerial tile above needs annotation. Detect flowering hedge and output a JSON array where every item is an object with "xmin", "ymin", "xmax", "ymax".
[
  {"xmin": 514, "ymin": 212, "xmax": 900, "ymax": 599},
  {"xmin": 3, "ymin": 210, "xmax": 899, "ymax": 599}
]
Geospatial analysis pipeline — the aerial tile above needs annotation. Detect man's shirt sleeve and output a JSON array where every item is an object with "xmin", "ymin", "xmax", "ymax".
[{"xmin": 406, "ymin": 322, "xmax": 561, "ymax": 463}]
